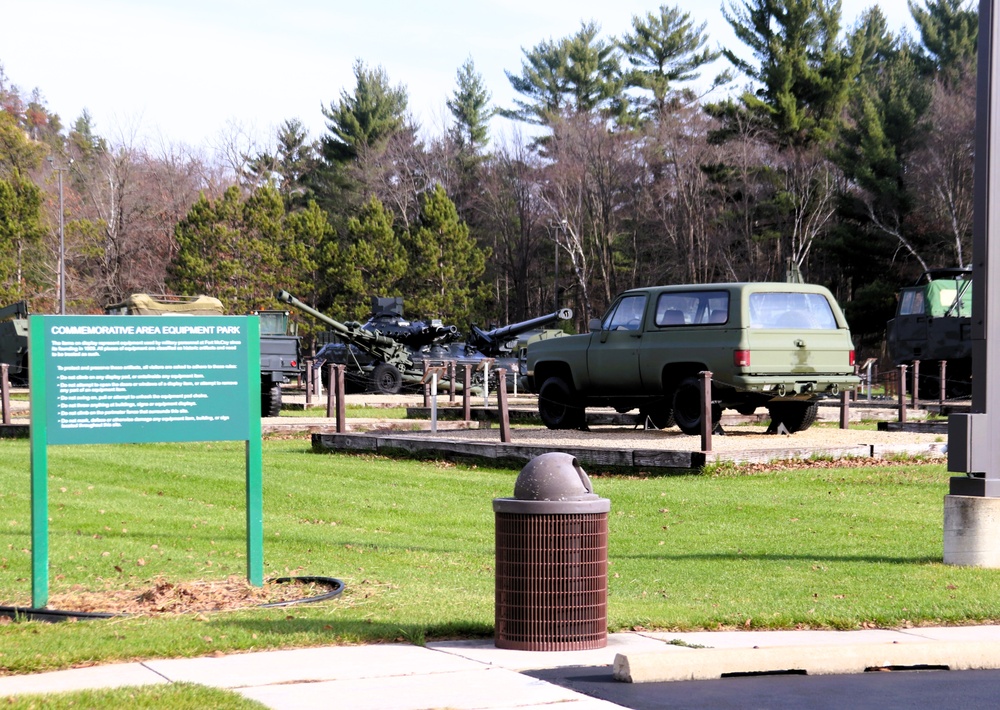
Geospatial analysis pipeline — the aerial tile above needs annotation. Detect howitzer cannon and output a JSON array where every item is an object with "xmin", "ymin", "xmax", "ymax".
[
  {"xmin": 277, "ymin": 290, "xmax": 418, "ymax": 394},
  {"xmin": 466, "ymin": 308, "xmax": 573, "ymax": 357}
]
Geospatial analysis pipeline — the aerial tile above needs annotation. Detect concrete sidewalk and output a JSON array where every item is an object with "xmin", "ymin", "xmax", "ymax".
[{"xmin": 3, "ymin": 626, "xmax": 1000, "ymax": 709}]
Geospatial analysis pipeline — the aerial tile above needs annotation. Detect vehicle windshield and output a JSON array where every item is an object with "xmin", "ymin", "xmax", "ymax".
[{"xmin": 748, "ymin": 292, "xmax": 838, "ymax": 330}]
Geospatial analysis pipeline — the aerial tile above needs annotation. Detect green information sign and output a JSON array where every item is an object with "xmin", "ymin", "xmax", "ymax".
[
  {"xmin": 29, "ymin": 315, "xmax": 263, "ymax": 608},
  {"xmin": 41, "ymin": 315, "xmax": 253, "ymax": 444}
]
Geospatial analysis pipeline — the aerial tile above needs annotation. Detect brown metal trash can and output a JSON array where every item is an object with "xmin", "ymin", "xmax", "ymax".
[{"xmin": 494, "ymin": 452, "xmax": 610, "ymax": 651}]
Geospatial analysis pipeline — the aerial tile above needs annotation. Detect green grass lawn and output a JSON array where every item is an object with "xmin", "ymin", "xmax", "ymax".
[
  {"xmin": 1, "ymin": 684, "xmax": 267, "ymax": 709},
  {"xmin": 1, "ymin": 435, "xmax": 998, "ymax": 675}
]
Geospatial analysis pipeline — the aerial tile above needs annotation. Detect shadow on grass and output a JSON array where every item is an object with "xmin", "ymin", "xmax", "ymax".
[
  {"xmin": 620, "ymin": 552, "xmax": 941, "ymax": 564},
  {"xmin": 208, "ymin": 616, "xmax": 492, "ymax": 645}
]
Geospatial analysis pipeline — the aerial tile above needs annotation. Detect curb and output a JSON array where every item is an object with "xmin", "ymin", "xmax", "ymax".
[{"xmin": 613, "ymin": 640, "xmax": 1000, "ymax": 683}]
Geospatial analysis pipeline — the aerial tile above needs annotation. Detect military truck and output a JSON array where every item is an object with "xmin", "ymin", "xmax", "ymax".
[
  {"xmin": 525, "ymin": 282, "xmax": 859, "ymax": 434},
  {"xmin": 0, "ymin": 301, "xmax": 29, "ymax": 385},
  {"xmin": 105, "ymin": 294, "xmax": 301, "ymax": 417},
  {"xmin": 886, "ymin": 268, "xmax": 971, "ymax": 398}
]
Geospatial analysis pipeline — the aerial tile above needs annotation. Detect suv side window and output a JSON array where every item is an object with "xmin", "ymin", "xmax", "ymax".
[
  {"xmin": 603, "ymin": 295, "xmax": 647, "ymax": 331},
  {"xmin": 654, "ymin": 291, "xmax": 729, "ymax": 326},
  {"xmin": 749, "ymin": 292, "xmax": 838, "ymax": 329}
]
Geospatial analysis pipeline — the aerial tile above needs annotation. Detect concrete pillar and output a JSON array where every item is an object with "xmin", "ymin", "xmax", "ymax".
[{"xmin": 943, "ymin": 495, "xmax": 1000, "ymax": 566}]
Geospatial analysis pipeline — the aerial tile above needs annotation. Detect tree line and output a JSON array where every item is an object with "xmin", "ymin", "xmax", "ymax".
[{"xmin": 0, "ymin": 0, "xmax": 978, "ymax": 357}]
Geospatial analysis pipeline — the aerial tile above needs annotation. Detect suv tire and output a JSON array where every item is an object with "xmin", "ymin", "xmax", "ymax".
[
  {"xmin": 767, "ymin": 401, "xmax": 819, "ymax": 433},
  {"xmin": 672, "ymin": 377, "xmax": 720, "ymax": 434},
  {"xmin": 538, "ymin": 376, "xmax": 585, "ymax": 429}
]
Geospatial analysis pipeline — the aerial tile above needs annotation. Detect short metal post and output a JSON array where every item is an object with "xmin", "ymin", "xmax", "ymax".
[
  {"xmin": 1, "ymin": 363, "xmax": 9, "ymax": 425},
  {"xmin": 304, "ymin": 358, "xmax": 313, "ymax": 408},
  {"xmin": 840, "ymin": 389, "xmax": 850, "ymax": 429},
  {"xmin": 911, "ymin": 359, "xmax": 920, "ymax": 407},
  {"xmin": 431, "ymin": 372, "xmax": 438, "ymax": 433},
  {"xmin": 897, "ymin": 364, "xmax": 908, "ymax": 423},
  {"xmin": 448, "ymin": 360, "xmax": 456, "ymax": 404},
  {"xmin": 939, "ymin": 360, "xmax": 947, "ymax": 405},
  {"xmin": 482, "ymin": 359, "xmax": 493, "ymax": 408},
  {"xmin": 700, "ymin": 370, "xmax": 712, "ymax": 452},
  {"xmin": 334, "ymin": 364, "xmax": 346, "ymax": 433},
  {"xmin": 497, "ymin": 368, "xmax": 511, "ymax": 443},
  {"xmin": 423, "ymin": 360, "xmax": 431, "ymax": 408},
  {"xmin": 463, "ymin": 363, "xmax": 472, "ymax": 422}
]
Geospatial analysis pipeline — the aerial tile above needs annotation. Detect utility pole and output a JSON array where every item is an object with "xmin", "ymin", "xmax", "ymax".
[{"xmin": 47, "ymin": 158, "xmax": 69, "ymax": 315}]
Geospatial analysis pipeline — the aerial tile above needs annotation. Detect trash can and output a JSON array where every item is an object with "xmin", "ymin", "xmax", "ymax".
[{"xmin": 493, "ymin": 452, "xmax": 611, "ymax": 651}]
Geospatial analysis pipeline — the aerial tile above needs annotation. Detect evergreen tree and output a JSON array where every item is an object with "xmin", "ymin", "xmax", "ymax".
[
  {"xmin": 402, "ymin": 184, "xmax": 489, "ymax": 322},
  {"xmin": 324, "ymin": 196, "xmax": 408, "ymax": 321},
  {"xmin": 248, "ymin": 119, "xmax": 318, "ymax": 209},
  {"xmin": 0, "ymin": 169, "xmax": 44, "ymax": 303},
  {"xmin": 503, "ymin": 22, "xmax": 623, "ymax": 125},
  {"xmin": 447, "ymin": 57, "xmax": 493, "ymax": 157},
  {"xmin": 619, "ymin": 4, "xmax": 720, "ymax": 121},
  {"xmin": 908, "ymin": 0, "xmax": 978, "ymax": 81},
  {"xmin": 720, "ymin": 0, "xmax": 857, "ymax": 147},
  {"xmin": 320, "ymin": 60, "xmax": 409, "ymax": 165},
  {"xmin": 168, "ymin": 186, "xmax": 315, "ymax": 312}
]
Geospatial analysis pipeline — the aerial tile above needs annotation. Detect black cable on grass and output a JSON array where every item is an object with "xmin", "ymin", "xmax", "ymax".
[{"xmin": 0, "ymin": 576, "xmax": 346, "ymax": 622}]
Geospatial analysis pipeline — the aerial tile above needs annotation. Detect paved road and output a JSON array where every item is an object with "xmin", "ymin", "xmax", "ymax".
[{"xmin": 528, "ymin": 665, "xmax": 1000, "ymax": 710}]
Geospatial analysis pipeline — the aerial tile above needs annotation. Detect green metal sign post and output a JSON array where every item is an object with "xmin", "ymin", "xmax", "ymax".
[{"xmin": 29, "ymin": 315, "xmax": 263, "ymax": 608}]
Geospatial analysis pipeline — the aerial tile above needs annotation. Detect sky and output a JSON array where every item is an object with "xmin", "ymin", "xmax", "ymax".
[{"xmin": 2, "ymin": 0, "xmax": 918, "ymax": 153}]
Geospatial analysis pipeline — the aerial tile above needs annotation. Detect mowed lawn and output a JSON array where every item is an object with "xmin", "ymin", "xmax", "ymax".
[{"xmin": 2, "ymin": 435, "xmax": 999, "ymax": 674}]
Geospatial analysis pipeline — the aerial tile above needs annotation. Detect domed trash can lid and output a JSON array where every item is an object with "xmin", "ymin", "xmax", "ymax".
[{"xmin": 494, "ymin": 452, "xmax": 610, "ymax": 514}]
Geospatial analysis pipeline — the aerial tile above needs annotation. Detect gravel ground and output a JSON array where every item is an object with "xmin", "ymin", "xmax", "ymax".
[{"xmin": 392, "ymin": 422, "xmax": 948, "ymax": 457}]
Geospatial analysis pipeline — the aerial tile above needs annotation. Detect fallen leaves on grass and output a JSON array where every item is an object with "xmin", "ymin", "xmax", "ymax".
[{"xmin": 45, "ymin": 575, "xmax": 329, "ymax": 615}]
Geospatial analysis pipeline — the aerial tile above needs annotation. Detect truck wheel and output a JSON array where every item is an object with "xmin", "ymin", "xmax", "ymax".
[
  {"xmin": 538, "ymin": 376, "xmax": 585, "ymax": 429},
  {"xmin": 767, "ymin": 401, "xmax": 819, "ymax": 433},
  {"xmin": 671, "ymin": 377, "xmax": 720, "ymax": 435},
  {"xmin": 640, "ymin": 398, "xmax": 675, "ymax": 429},
  {"xmin": 371, "ymin": 363, "xmax": 403, "ymax": 395},
  {"xmin": 262, "ymin": 384, "xmax": 282, "ymax": 417}
]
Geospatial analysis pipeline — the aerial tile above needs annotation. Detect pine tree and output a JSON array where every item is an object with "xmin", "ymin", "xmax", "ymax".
[
  {"xmin": 447, "ymin": 57, "xmax": 493, "ymax": 157},
  {"xmin": 908, "ymin": 0, "xmax": 978, "ymax": 81},
  {"xmin": 502, "ymin": 22, "xmax": 622, "ymax": 125},
  {"xmin": 168, "ymin": 186, "xmax": 316, "ymax": 313},
  {"xmin": 320, "ymin": 60, "xmax": 409, "ymax": 165},
  {"xmin": 324, "ymin": 196, "xmax": 408, "ymax": 321},
  {"xmin": 619, "ymin": 4, "xmax": 719, "ymax": 121},
  {"xmin": 720, "ymin": 0, "xmax": 857, "ymax": 147},
  {"xmin": 402, "ymin": 184, "xmax": 489, "ymax": 322}
]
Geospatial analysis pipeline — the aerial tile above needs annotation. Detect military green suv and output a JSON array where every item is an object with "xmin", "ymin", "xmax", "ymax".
[{"xmin": 525, "ymin": 283, "xmax": 859, "ymax": 434}]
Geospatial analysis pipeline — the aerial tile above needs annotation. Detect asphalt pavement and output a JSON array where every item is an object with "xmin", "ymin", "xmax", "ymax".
[{"xmin": 4, "ymin": 626, "xmax": 1000, "ymax": 709}]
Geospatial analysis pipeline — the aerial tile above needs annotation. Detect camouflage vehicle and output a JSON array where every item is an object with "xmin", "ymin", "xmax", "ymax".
[
  {"xmin": 105, "ymin": 294, "xmax": 301, "ymax": 417},
  {"xmin": 0, "ymin": 301, "xmax": 29, "ymax": 385},
  {"xmin": 525, "ymin": 282, "xmax": 859, "ymax": 434},
  {"xmin": 886, "ymin": 268, "xmax": 971, "ymax": 398}
]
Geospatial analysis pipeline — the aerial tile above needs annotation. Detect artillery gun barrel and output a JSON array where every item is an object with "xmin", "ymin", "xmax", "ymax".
[
  {"xmin": 476, "ymin": 308, "xmax": 573, "ymax": 344},
  {"xmin": 276, "ymin": 291, "xmax": 414, "ymax": 371}
]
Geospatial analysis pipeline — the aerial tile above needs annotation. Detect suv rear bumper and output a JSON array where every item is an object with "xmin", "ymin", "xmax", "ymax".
[{"xmin": 731, "ymin": 374, "xmax": 860, "ymax": 397}]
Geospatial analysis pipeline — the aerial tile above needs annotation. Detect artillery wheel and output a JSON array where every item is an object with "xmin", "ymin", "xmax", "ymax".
[
  {"xmin": 766, "ymin": 401, "xmax": 818, "ymax": 433},
  {"xmin": 262, "ymin": 384, "xmax": 282, "ymax": 417},
  {"xmin": 538, "ymin": 376, "xmax": 585, "ymax": 429},
  {"xmin": 371, "ymin": 363, "xmax": 403, "ymax": 395}
]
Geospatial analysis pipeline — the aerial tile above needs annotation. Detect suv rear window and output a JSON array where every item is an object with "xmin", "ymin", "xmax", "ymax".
[
  {"xmin": 749, "ymin": 292, "xmax": 838, "ymax": 329},
  {"xmin": 655, "ymin": 291, "xmax": 729, "ymax": 326}
]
